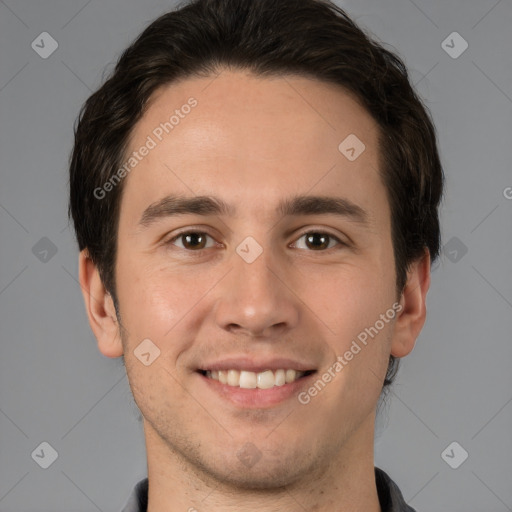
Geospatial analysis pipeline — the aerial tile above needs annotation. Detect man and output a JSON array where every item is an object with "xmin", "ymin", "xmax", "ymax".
[{"xmin": 68, "ymin": 0, "xmax": 443, "ymax": 510}]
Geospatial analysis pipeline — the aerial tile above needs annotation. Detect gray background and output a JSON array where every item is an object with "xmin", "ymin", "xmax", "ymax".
[{"xmin": 1, "ymin": 0, "xmax": 511, "ymax": 510}]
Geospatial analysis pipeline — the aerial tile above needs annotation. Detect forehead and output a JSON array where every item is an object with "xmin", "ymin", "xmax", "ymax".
[
  {"xmin": 120, "ymin": 69, "xmax": 385, "ymax": 226},
  {"xmin": 137, "ymin": 69, "xmax": 378, "ymax": 152}
]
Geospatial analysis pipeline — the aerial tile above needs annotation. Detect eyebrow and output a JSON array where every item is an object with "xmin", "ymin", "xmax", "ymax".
[{"xmin": 138, "ymin": 194, "xmax": 370, "ymax": 229}]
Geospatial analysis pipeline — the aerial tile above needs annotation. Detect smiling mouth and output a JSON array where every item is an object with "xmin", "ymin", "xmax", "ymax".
[{"xmin": 197, "ymin": 369, "xmax": 316, "ymax": 389}]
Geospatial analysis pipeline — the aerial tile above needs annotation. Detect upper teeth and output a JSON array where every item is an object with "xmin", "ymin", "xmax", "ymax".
[{"xmin": 205, "ymin": 369, "xmax": 306, "ymax": 389}]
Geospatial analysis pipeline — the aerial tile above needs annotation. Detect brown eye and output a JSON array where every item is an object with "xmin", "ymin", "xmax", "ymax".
[
  {"xmin": 305, "ymin": 232, "xmax": 329, "ymax": 250},
  {"xmin": 167, "ymin": 231, "xmax": 215, "ymax": 250},
  {"xmin": 293, "ymin": 231, "xmax": 344, "ymax": 251}
]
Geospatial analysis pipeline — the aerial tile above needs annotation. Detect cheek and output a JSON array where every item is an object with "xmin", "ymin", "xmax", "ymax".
[
  {"xmin": 115, "ymin": 252, "xmax": 223, "ymax": 355},
  {"xmin": 115, "ymin": 254, "xmax": 187, "ymax": 339},
  {"xmin": 313, "ymin": 261, "xmax": 395, "ymax": 329},
  {"xmin": 312, "ymin": 262, "xmax": 397, "ymax": 381}
]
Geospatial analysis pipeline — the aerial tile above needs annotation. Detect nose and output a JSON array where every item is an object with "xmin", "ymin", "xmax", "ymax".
[{"xmin": 213, "ymin": 242, "xmax": 300, "ymax": 338}]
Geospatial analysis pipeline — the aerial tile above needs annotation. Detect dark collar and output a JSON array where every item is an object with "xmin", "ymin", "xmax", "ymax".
[{"xmin": 375, "ymin": 467, "xmax": 417, "ymax": 511}]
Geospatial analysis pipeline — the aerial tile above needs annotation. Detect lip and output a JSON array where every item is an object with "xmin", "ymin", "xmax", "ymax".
[
  {"xmin": 195, "ymin": 356, "xmax": 317, "ymax": 373},
  {"xmin": 197, "ymin": 370, "xmax": 318, "ymax": 408}
]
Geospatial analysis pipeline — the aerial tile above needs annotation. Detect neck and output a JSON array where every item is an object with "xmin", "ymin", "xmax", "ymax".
[{"xmin": 144, "ymin": 415, "xmax": 381, "ymax": 512}]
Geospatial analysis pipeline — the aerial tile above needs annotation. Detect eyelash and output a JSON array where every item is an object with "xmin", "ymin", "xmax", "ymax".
[{"xmin": 164, "ymin": 229, "xmax": 347, "ymax": 253}]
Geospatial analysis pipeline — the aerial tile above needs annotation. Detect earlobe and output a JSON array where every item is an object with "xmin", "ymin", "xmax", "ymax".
[
  {"xmin": 390, "ymin": 248, "xmax": 431, "ymax": 358},
  {"xmin": 78, "ymin": 250, "xmax": 124, "ymax": 358}
]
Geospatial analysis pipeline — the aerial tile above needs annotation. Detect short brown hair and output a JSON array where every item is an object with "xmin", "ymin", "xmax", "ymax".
[{"xmin": 68, "ymin": 0, "xmax": 444, "ymax": 388}]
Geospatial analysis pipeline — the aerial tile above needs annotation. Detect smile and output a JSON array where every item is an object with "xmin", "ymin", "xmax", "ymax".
[{"xmin": 199, "ymin": 368, "xmax": 315, "ymax": 389}]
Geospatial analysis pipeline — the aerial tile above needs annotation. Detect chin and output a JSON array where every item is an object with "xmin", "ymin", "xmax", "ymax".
[{"xmin": 209, "ymin": 464, "xmax": 301, "ymax": 490}]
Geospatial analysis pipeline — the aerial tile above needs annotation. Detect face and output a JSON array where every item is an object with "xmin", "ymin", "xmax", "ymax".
[{"xmin": 84, "ymin": 69, "xmax": 425, "ymax": 488}]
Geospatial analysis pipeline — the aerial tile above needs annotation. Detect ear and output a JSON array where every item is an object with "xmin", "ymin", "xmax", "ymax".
[
  {"xmin": 78, "ymin": 249, "xmax": 124, "ymax": 358},
  {"xmin": 391, "ymin": 248, "xmax": 431, "ymax": 358}
]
